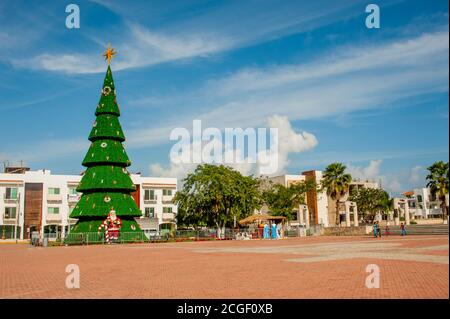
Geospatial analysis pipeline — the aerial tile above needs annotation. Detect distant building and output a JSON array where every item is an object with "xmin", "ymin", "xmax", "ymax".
[
  {"xmin": 260, "ymin": 171, "xmax": 329, "ymax": 227},
  {"xmin": 395, "ymin": 188, "xmax": 444, "ymax": 219},
  {"xmin": 0, "ymin": 168, "xmax": 177, "ymax": 240}
]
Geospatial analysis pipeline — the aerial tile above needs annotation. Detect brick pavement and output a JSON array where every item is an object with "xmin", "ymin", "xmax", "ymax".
[{"xmin": 0, "ymin": 235, "xmax": 447, "ymax": 299}]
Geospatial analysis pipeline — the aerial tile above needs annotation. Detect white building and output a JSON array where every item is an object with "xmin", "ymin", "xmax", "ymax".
[
  {"xmin": 396, "ymin": 188, "xmax": 443, "ymax": 219},
  {"xmin": 260, "ymin": 171, "xmax": 330, "ymax": 227},
  {"xmin": 0, "ymin": 167, "xmax": 177, "ymax": 240}
]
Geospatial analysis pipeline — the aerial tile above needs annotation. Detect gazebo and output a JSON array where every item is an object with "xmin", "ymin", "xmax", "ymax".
[
  {"xmin": 239, "ymin": 214, "xmax": 287, "ymax": 239},
  {"xmin": 238, "ymin": 214, "xmax": 286, "ymax": 225}
]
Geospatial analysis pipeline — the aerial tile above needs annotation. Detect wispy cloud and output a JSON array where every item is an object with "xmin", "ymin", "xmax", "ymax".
[
  {"xmin": 126, "ymin": 29, "xmax": 449, "ymax": 146},
  {"xmin": 7, "ymin": 0, "xmax": 371, "ymax": 74},
  {"xmin": 346, "ymin": 160, "xmax": 429, "ymax": 195}
]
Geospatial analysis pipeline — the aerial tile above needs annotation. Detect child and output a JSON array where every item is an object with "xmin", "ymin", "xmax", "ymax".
[{"xmin": 385, "ymin": 225, "xmax": 390, "ymax": 237}]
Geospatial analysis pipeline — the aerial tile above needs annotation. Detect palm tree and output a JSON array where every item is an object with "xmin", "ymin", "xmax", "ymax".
[
  {"xmin": 321, "ymin": 163, "xmax": 352, "ymax": 226},
  {"xmin": 378, "ymin": 191, "xmax": 394, "ymax": 221},
  {"xmin": 426, "ymin": 161, "xmax": 449, "ymax": 222}
]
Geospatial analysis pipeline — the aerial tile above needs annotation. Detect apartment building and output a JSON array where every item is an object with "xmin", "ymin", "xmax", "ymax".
[
  {"xmin": 0, "ymin": 167, "xmax": 177, "ymax": 240},
  {"xmin": 395, "ymin": 188, "xmax": 444, "ymax": 219},
  {"xmin": 261, "ymin": 171, "xmax": 330, "ymax": 227}
]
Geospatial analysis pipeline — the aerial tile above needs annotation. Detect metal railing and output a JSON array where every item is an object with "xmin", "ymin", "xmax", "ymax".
[
  {"xmin": 64, "ymin": 231, "xmax": 147, "ymax": 245},
  {"xmin": 49, "ymin": 225, "xmax": 325, "ymax": 245}
]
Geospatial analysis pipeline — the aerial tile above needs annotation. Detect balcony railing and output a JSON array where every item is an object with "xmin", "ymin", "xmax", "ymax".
[
  {"xmin": 162, "ymin": 195, "xmax": 174, "ymax": 203},
  {"xmin": 144, "ymin": 196, "xmax": 157, "ymax": 204},
  {"xmin": 67, "ymin": 194, "xmax": 81, "ymax": 202},
  {"xmin": 2, "ymin": 217, "xmax": 17, "ymax": 225},
  {"xmin": 162, "ymin": 212, "xmax": 175, "ymax": 221},
  {"xmin": 3, "ymin": 194, "xmax": 19, "ymax": 203},
  {"xmin": 46, "ymin": 214, "xmax": 62, "ymax": 222},
  {"xmin": 47, "ymin": 194, "xmax": 62, "ymax": 202}
]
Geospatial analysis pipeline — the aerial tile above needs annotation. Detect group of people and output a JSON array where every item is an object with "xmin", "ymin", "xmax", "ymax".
[
  {"xmin": 373, "ymin": 221, "xmax": 407, "ymax": 237},
  {"xmin": 258, "ymin": 222, "xmax": 282, "ymax": 239}
]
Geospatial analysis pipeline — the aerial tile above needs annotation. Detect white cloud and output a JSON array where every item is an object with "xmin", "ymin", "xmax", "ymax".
[
  {"xmin": 149, "ymin": 115, "xmax": 317, "ymax": 181},
  {"xmin": 409, "ymin": 165, "xmax": 424, "ymax": 184},
  {"xmin": 345, "ymin": 160, "xmax": 429, "ymax": 195},
  {"xmin": 7, "ymin": 0, "xmax": 371, "ymax": 74},
  {"xmin": 15, "ymin": 22, "xmax": 232, "ymax": 74},
  {"xmin": 347, "ymin": 160, "xmax": 382, "ymax": 181},
  {"xmin": 126, "ymin": 30, "xmax": 449, "ymax": 146}
]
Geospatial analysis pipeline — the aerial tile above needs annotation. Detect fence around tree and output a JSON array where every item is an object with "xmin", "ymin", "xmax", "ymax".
[{"xmin": 56, "ymin": 225, "xmax": 323, "ymax": 245}]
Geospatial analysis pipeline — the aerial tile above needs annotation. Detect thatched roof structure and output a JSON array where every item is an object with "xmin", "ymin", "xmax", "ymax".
[{"xmin": 238, "ymin": 214, "xmax": 286, "ymax": 225}]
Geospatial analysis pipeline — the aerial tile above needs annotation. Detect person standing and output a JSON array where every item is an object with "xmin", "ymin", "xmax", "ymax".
[
  {"xmin": 385, "ymin": 224, "xmax": 390, "ymax": 237},
  {"xmin": 400, "ymin": 223, "xmax": 407, "ymax": 236},
  {"xmin": 373, "ymin": 222, "xmax": 378, "ymax": 238},
  {"xmin": 377, "ymin": 221, "xmax": 382, "ymax": 238}
]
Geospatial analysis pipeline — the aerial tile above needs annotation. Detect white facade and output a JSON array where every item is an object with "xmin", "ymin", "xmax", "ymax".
[
  {"xmin": 0, "ymin": 169, "xmax": 177, "ymax": 240},
  {"xmin": 397, "ymin": 188, "xmax": 443, "ymax": 219},
  {"xmin": 262, "ymin": 172, "xmax": 329, "ymax": 227}
]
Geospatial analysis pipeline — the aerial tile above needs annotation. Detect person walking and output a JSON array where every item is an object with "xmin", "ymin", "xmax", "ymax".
[
  {"xmin": 377, "ymin": 222, "xmax": 382, "ymax": 238},
  {"xmin": 400, "ymin": 223, "xmax": 407, "ymax": 236},
  {"xmin": 373, "ymin": 221, "xmax": 378, "ymax": 238}
]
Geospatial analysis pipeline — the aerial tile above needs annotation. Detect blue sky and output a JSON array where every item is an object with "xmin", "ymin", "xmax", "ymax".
[{"xmin": 0, "ymin": 0, "xmax": 448, "ymax": 195}]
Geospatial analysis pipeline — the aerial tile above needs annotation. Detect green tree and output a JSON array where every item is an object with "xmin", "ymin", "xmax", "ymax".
[
  {"xmin": 174, "ymin": 164, "xmax": 262, "ymax": 228},
  {"xmin": 378, "ymin": 191, "xmax": 394, "ymax": 219},
  {"xmin": 349, "ymin": 188, "xmax": 391, "ymax": 222},
  {"xmin": 321, "ymin": 163, "xmax": 352, "ymax": 226},
  {"xmin": 262, "ymin": 180, "xmax": 316, "ymax": 220},
  {"xmin": 426, "ymin": 161, "xmax": 449, "ymax": 221},
  {"xmin": 68, "ymin": 64, "xmax": 143, "ymax": 240}
]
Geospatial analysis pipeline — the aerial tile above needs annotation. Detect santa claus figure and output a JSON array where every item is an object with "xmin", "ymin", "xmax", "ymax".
[{"xmin": 98, "ymin": 210, "xmax": 122, "ymax": 243}]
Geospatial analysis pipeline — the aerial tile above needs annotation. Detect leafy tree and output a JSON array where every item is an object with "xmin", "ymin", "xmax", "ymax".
[
  {"xmin": 174, "ymin": 164, "xmax": 262, "ymax": 228},
  {"xmin": 349, "ymin": 187, "xmax": 391, "ymax": 222},
  {"xmin": 321, "ymin": 163, "xmax": 352, "ymax": 226},
  {"xmin": 378, "ymin": 191, "xmax": 394, "ymax": 219},
  {"xmin": 426, "ymin": 161, "xmax": 449, "ymax": 221},
  {"xmin": 262, "ymin": 180, "xmax": 316, "ymax": 220}
]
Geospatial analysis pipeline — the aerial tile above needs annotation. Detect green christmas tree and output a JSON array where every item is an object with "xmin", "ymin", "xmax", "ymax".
[{"xmin": 68, "ymin": 45, "xmax": 144, "ymax": 242}]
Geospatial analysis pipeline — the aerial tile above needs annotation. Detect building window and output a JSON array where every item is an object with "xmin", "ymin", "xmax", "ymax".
[
  {"xmin": 5, "ymin": 187, "xmax": 18, "ymax": 200},
  {"xmin": 48, "ymin": 207, "xmax": 60, "ymax": 214},
  {"xmin": 48, "ymin": 188, "xmax": 60, "ymax": 195},
  {"xmin": 4, "ymin": 207, "xmax": 17, "ymax": 219},
  {"xmin": 163, "ymin": 189, "xmax": 173, "ymax": 196},
  {"xmin": 144, "ymin": 189, "xmax": 156, "ymax": 200},
  {"xmin": 417, "ymin": 195, "xmax": 423, "ymax": 203},
  {"xmin": 163, "ymin": 207, "xmax": 173, "ymax": 214},
  {"xmin": 68, "ymin": 187, "xmax": 78, "ymax": 195},
  {"xmin": 144, "ymin": 207, "xmax": 155, "ymax": 218}
]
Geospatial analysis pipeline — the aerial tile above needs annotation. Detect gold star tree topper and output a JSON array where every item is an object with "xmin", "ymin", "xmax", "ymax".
[{"xmin": 103, "ymin": 43, "xmax": 116, "ymax": 65}]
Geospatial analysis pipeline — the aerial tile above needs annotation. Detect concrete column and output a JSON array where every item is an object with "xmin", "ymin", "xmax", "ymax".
[
  {"xmin": 298, "ymin": 205, "xmax": 304, "ymax": 224},
  {"xmin": 353, "ymin": 204, "xmax": 359, "ymax": 226},
  {"xmin": 404, "ymin": 201, "xmax": 410, "ymax": 225},
  {"xmin": 305, "ymin": 207, "xmax": 310, "ymax": 229},
  {"xmin": 345, "ymin": 202, "xmax": 351, "ymax": 227}
]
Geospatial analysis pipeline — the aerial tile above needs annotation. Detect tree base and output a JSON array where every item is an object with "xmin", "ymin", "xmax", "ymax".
[{"xmin": 65, "ymin": 218, "xmax": 147, "ymax": 245}]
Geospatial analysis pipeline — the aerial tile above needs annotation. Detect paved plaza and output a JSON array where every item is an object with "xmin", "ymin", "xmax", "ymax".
[{"xmin": 0, "ymin": 235, "xmax": 448, "ymax": 299}]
